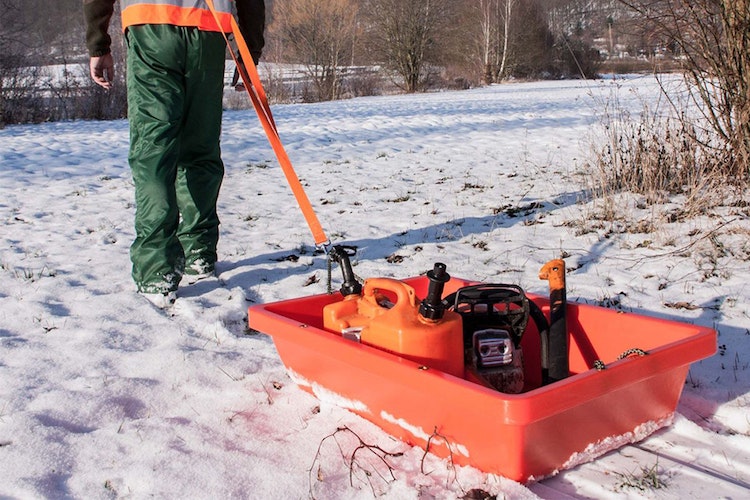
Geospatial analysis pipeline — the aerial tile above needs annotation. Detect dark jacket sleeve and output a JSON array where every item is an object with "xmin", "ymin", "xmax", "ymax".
[
  {"xmin": 83, "ymin": 0, "xmax": 116, "ymax": 57},
  {"xmin": 235, "ymin": 0, "xmax": 265, "ymax": 64}
]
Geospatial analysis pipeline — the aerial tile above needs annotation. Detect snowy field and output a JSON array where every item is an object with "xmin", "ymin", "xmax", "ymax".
[{"xmin": 1, "ymin": 75, "xmax": 749, "ymax": 499}]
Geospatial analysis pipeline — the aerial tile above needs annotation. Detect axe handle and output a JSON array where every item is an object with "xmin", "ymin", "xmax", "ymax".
[{"xmin": 539, "ymin": 259, "xmax": 568, "ymax": 382}]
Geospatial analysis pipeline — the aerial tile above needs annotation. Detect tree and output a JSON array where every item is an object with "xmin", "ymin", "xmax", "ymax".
[
  {"xmin": 545, "ymin": 0, "xmax": 603, "ymax": 78},
  {"xmin": 465, "ymin": 0, "xmax": 601, "ymax": 82},
  {"xmin": 476, "ymin": 0, "xmax": 516, "ymax": 84},
  {"xmin": 621, "ymin": 0, "xmax": 750, "ymax": 180},
  {"xmin": 268, "ymin": 0, "xmax": 359, "ymax": 101},
  {"xmin": 0, "ymin": 0, "xmax": 46, "ymax": 125},
  {"xmin": 361, "ymin": 0, "xmax": 457, "ymax": 92},
  {"xmin": 509, "ymin": 0, "xmax": 556, "ymax": 78},
  {"xmin": 0, "ymin": 0, "xmax": 126, "ymax": 124}
]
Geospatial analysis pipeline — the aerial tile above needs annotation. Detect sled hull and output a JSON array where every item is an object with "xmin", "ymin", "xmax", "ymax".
[{"xmin": 247, "ymin": 276, "xmax": 716, "ymax": 482}]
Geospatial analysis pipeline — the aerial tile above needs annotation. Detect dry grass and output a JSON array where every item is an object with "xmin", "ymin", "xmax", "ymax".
[{"xmin": 585, "ymin": 76, "xmax": 747, "ymax": 225}]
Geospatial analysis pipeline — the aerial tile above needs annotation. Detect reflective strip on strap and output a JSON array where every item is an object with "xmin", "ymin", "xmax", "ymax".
[{"xmin": 121, "ymin": 1, "xmax": 233, "ymax": 32}]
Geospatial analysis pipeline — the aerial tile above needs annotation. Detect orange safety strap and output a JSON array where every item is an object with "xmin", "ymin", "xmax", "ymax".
[{"xmin": 205, "ymin": 0, "xmax": 330, "ymax": 248}]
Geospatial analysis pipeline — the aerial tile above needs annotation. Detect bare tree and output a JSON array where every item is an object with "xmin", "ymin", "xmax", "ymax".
[
  {"xmin": 476, "ymin": 0, "xmax": 516, "ymax": 83},
  {"xmin": 468, "ymin": 0, "xmax": 601, "ymax": 81},
  {"xmin": 497, "ymin": 0, "xmax": 515, "ymax": 80},
  {"xmin": 545, "ymin": 0, "xmax": 603, "ymax": 78},
  {"xmin": 361, "ymin": 0, "xmax": 457, "ymax": 92},
  {"xmin": 621, "ymin": 0, "xmax": 750, "ymax": 180},
  {"xmin": 269, "ymin": 0, "xmax": 359, "ymax": 101},
  {"xmin": 0, "ymin": 0, "xmax": 126, "ymax": 124},
  {"xmin": 0, "ymin": 0, "xmax": 50, "ymax": 125}
]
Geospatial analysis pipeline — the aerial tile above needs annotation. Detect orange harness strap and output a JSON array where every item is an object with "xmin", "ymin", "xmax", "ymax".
[{"xmin": 206, "ymin": 0, "xmax": 329, "ymax": 248}]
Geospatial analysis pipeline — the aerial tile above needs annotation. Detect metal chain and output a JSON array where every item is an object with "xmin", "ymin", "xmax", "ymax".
[
  {"xmin": 593, "ymin": 348, "xmax": 648, "ymax": 371},
  {"xmin": 326, "ymin": 251, "xmax": 365, "ymax": 295},
  {"xmin": 326, "ymin": 254, "xmax": 333, "ymax": 294},
  {"xmin": 617, "ymin": 348, "xmax": 648, "ymax": 360}
]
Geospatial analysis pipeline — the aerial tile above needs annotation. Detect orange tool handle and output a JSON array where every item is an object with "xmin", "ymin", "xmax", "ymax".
[{"xmin": 539, "ymin": 259, "xmax": 566, "ymax": 294}]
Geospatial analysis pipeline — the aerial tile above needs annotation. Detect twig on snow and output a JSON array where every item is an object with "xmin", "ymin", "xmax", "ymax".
[{"xmin": 308, "ymin": 425, "xmax": 403, "ymax": 498}]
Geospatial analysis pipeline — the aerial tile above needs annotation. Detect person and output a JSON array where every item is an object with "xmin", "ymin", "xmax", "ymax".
[{"xmin": 83, "ymin": 0, "xmax": 265, "ymax": 308}]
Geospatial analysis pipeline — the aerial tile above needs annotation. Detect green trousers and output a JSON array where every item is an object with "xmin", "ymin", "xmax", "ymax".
[{"xmin": 126, "ymin": 24, "xmax": 226, "ymax": 294}]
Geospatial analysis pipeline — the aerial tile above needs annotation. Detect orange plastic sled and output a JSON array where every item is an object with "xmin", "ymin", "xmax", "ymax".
[{"xmin": 247, "ymin": 275, "xmax": 716, "ymax": 482}]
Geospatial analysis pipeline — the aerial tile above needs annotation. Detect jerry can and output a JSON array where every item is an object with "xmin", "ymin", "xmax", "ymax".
[
  {"xmin": 323, "ymin": 284, "xmax": 390, "ymax": 334},
  {"xmin": 324, "ymin": 277, "xmax": 465, "ymax": 378}
]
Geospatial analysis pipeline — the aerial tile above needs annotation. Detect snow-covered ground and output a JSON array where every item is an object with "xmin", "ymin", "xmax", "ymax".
[{"xmin": 1, "ymin": 75, "xmax": 748, "ymax": 499}]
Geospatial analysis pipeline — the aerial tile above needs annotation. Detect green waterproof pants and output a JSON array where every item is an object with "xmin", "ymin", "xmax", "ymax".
[{"xmin": 126, "ymin": 24, "xmax": 226, "ymax": 294}]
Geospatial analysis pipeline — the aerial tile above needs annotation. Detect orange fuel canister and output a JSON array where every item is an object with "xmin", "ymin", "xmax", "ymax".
[
  {"xmin": 322, "ymin": 283, "xmax": 391, "ymax": 335},
  {"xmin": 323, "ymin": 277, "xmax": 465, "ymax": 378}
]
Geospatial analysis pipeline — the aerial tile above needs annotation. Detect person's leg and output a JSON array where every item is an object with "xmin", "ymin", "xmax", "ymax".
[
  {"xmin": 175, "ymin": 29, "xmax": 226, "ymax": 277},
  {"xmin": 126, "ymin": 24, "xmax": 188, "ymax": 294}
]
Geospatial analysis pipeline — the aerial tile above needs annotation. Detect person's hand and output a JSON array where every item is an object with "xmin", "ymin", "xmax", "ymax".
[{"xmin": 90, "ymin": 53, "xmax": 115, "ymax": 89}]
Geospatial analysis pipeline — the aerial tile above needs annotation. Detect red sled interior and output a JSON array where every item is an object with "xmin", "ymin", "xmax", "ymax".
[{"xmin": 247, "ymin": 275, "xmax": 716, "ymax": 482}]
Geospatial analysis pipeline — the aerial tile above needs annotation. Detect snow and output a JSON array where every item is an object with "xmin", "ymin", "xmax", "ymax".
[{"xmin": 1, "ymin": 74, "xmax": 749, "ymax": 499}]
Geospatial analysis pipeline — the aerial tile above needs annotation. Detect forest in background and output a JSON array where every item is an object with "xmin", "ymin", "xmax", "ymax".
[{"xmin": 0, "ymin": 0, "xmax": 682, "ymax": 125}]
